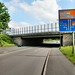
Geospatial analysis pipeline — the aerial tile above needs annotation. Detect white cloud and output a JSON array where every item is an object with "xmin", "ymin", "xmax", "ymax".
[
  {"xmin": 38, "ymin": 21, "xmax": 46, "ymax": 25},
  {"xmin": 4, "ymin": 0, "xmax": 60, "ymax": 28},
  {"xmin": 5, "ymin": 0, "xmax": 20, "ymax": 13},
  {"xmin": 19, "ymin": 0, "xmax": 60, "ymax": 23},
  {"xmin": 9, "ymin": 6, "xmax": 18, "ymax": 13},
  {"xmin": 70, "ymin": 0, "xmax": 73, "ymax": 2},
  {"xmin": 8, "ymin": 21, "xmax": 32, "ymax": 28},
  {"xmin": 57, "ymin": 0, "xmax": 60, "ymax": 1},
  {"xmin": 5, "ymin": 0, "xmax": 20, "ymax": 6},
  {"xmin": 5, "ymin": 0, "xmax": 60, "ymax": 22}
]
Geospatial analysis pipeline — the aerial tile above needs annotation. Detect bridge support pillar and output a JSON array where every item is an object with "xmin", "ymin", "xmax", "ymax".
[
  {"xmin": 63, "ymin": 34, "xmax": 72, "ymax": 46},
  {"xmin": 13, "ymin": 37, "xmax": 22, "ymax": 44},
  {"xmin": 60, "ymin": 36, "xmax": 63, "ymax": 46}
]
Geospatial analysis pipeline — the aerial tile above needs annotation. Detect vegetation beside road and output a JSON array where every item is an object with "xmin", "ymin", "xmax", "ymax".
[
  {"xmin": 44, "ymin": 38, "xmax": 60, "ymax": 43},
  {"xmin": 59, "ymin": 46, "xmax": 75, "ymax": 64},
  {"xmin": 0, "ymin": 2, "xmax": 10, "ymax": 31},
  {"xmin": 0, "ymin": 34, "xmax": 16, "ymax": 47}
]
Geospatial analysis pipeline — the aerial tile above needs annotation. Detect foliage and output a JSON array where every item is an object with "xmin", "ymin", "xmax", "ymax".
[
  {"xmin": 43, "ymin": 38, "xmax": 60, "ymax": 43},
  {"xmin": 60, "ymin": 46, "xmax": 75, "ymax": 64},
  {"xmin": 0, "ymin": 34, "xmax": 16, "ymax": 47},
  {"xmin": 0, "ymin": 40, "xmax": 16, "ymax": 47},
  {"xmin": 0, "ymin": 2, "xmax": 10, "ymax": 30}
]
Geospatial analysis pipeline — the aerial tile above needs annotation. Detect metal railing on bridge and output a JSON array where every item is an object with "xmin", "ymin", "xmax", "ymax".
[{"xmin": 6, "ymin": 23, "xmax": 59, "ymax": 35}]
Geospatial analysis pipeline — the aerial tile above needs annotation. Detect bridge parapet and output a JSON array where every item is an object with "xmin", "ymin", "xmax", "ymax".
[{"xmin": 6, "ymin": 23, "xmax": 59, "ymax": 36}]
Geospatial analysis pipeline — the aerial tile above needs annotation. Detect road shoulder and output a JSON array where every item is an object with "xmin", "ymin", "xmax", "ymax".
[{"xmin": 46, "ymin": 48, "xmax": 75, "ymax": 75}]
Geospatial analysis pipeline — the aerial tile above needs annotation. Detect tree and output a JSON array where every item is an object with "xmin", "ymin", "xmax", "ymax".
[{"xmin": 0, "ymin": 2, "xmax": 10, "ymax": 30}]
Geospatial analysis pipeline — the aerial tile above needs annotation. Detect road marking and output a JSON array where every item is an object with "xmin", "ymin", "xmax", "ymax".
[{"xmin": 42, "ymin": 49, "xmax": 52, "ymax": 75}]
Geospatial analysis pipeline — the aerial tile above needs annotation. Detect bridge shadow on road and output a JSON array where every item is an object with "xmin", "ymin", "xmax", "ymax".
[
  {"xmin": 41, "ymin": 43, "xmax": 60, "ymax": 48},
  {"xmin": 23, "ymin": 43, "xmax": 60, "ymax": 48}
]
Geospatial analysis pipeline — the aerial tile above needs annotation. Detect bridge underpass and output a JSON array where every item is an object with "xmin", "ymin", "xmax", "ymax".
[
  {"xmin": 12, "ymin": 31, "xmax": 73, "ymax": 47},
  {"xmin": 7, "ymin": 23, "xmax": 73, "ymax": 47},
  {"xmin": 22, "ymin": 37, "xmax": 61, "ymax": 47},
  {"xmin": 43, "ymin": 37, "xmax": 61, "ymax": 47},
  {"xmin": 12, "ymin": 33, "xmax": 63, "ymax": 47}
]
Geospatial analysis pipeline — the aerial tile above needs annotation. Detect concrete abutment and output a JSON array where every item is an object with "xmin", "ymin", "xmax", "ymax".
[{"xmin": 63, "ymin": 34, "xmax": 73, "ymax": 46}]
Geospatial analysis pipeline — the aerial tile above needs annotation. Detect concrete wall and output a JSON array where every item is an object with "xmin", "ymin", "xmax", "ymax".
[
  {"xmin": 13, "ymin": 37, "xmax": 22, "ymax": 44},
  {"xmin": 63, "ymin": 34, "xmax": 72, "ymax": 46}
]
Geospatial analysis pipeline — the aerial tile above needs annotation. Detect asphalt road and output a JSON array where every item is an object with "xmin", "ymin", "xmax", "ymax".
[
  {"xmin": 0, "ymin": 46, "xmax": 50, "ymax": 75},
  {"xmin": 46, "ymin": 48, "xmax": 75, "ymax": 75}
]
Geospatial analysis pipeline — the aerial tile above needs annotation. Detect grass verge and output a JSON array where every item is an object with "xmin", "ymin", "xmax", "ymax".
[
  {"xmin": 43, "ymin": 39, "xmax": 59, "ymax": 43},
  {"xmin": 59, "ymin": 46, "xmax": 75, "ymax": 64},
  {"xmin": 0, "ymin": 34, "xmax": 17, "ymax": 47}
]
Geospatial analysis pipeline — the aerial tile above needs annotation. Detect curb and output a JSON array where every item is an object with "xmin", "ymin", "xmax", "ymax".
[{"xmin": 41, "ymin": 50, "xmax": 51, "ymax": 75}]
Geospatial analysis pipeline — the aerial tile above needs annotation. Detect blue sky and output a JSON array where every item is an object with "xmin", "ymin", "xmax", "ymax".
[{"xmin": 0, "ymin": 0, "xmax": 75, "ymax": 28}]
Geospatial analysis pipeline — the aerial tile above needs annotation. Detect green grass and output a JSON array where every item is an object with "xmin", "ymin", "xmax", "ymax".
[
  {"xmin": 43, "ymin": 39, "xmax": 60, "ymax": 43},
  {"xmin": 0, "ymin": 34, "xmax": 17, "ymax": 47},
  {"xmin": 44, "ymin": 39, "xmax": 54, "ymax": 43},
  {"xmin": 59, "ymin": 46, "xmax": 75, "ymax": 64}
]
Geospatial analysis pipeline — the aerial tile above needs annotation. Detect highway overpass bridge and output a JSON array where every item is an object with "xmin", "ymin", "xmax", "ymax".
[{"xmin": 8, "ymin": 23, "xmax": 73, "ymax": 46}]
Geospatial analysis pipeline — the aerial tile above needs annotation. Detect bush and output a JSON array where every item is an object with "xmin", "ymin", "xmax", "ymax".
[{"xmin": 0, "ymin": 34, "xmax": 16, "ymax": 47}]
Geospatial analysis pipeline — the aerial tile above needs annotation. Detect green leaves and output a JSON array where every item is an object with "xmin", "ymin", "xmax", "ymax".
[
  {"xmin": 0, "ymin": 34, "xmax": 16, "ymax": 47},
  {"xmin": 0, "ymin": 34, "xmax": 15, "ymax": 44},
  {"xmin": 0, "ymin": 2, "xmax": 10, "ymax": 30}
]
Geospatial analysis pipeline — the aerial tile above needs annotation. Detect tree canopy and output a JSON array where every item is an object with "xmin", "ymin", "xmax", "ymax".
[{"xmin": 0, "ymin": 2, "xmax": 10, "ymax": 30}]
